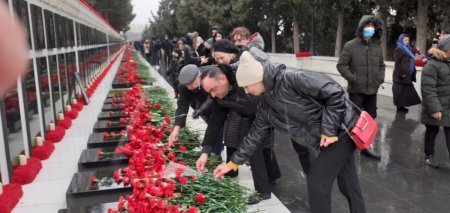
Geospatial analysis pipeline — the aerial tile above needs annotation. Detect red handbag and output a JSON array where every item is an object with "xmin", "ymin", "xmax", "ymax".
[{"xmin": 344, "ymin": 110, "xmax": 378, "ymax": 150}]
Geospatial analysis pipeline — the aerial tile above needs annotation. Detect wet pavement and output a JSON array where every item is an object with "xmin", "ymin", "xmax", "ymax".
[{"xmin": 272, "ymin": 94, "xmax": 450, "ymax": 213}]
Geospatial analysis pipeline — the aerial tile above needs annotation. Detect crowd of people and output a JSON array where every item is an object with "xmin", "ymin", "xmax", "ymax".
[
  {"xmin": 132, "ymin": 15, "xmax": 450, "ymax": 213},
  {"xmin": 1, "ymin": 0, "xmax": 448, "ymax": 211}
]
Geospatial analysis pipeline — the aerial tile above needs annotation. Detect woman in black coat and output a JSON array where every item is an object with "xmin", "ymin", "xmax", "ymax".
[
  {"xmin": 392, "ymin": 34, "xmax": 421, "ymax": 112},
  {"xmin": 215, "ymin": 51, "xmax": 366, "ymax": 213},
  {"xmin": 420, "ymin": 35, "xmax": 450, "ymax": 168}
]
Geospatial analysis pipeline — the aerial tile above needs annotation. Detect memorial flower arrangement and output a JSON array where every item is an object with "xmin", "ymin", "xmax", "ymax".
[
  {"xmin": 114, "ymin": 51, "xmax": 154, "ymax": 87},
  {"xmin": 104, "ymin": 83, "xmax": 253, "ymax": 213}
]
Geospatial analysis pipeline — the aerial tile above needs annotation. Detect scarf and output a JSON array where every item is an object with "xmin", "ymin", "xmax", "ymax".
[{"xmin": 396, "ymin": 34, "xmax": 415, "ymax": 75}]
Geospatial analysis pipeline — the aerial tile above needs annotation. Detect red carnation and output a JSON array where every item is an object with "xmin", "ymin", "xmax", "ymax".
[
  {"xmin": 91, "ymin": 176, "xmax": 99, "ymax": 184},
  {"xmin": 149, "ymin": 186, "xmax": 163, "ymax": 197},
  {"xmin": 178, "ymin": 145, "xmax": 187, "ymax": 152},
  {"xmin": 118, "ymin": 196, "xmax": 125, "ymax": 211},
  {"xmin": 97, "ymin": 149, "xmax": 104, "ymax": 157},
  {"xmin": 103, "ymin": 132, "xmax": 109, "ymax": 140},
  {"xmin": 163, "ymin": 116, "xmax": 171, "ymax": 124},
  {"xmin": 123, "ymin": 177, "xmax": 130, "ymax": 185},
  {"xmin": 177, "ymin": 176, "xmax": 187, "ymax": 185},
  {"xmin": 188, "ymin": 206, "xmax": 199, "ymax": 213},
  {"xmin": 196, "ymin": 193, "xmax": 207, "ymax": 203}
]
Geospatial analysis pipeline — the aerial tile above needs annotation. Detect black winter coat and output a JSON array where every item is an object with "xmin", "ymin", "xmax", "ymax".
[
  {"xmin": 182, "ymin": 45, "xmax": 202, "ymax": 66},
  {"xmin": 214, "ymin": 83, "xmax": 261, "ymax": 148},
  {"xmin": 421, "ymin": 48, "xmax": 450, "ymax": 127},
  {"xmin": 200, "ymin": 74, "xmax": 262, "ymax": 152},
  {"xmin": 393, "ymin": 48, "xmax": 417, "ymax": 84},
  {"xmin": 336, "ymin": 15, "xmax": 386, "ymax": 95},
  {"xmin": 230, "ymin": 63, "xmax": 359, "ymax": 165},
  {"xmin": 175, "ymin": 85, "xmax": 227, "ymax": 154},
  {"xmin": 174, "ymin": 86, "xmax": 210, "ymax": 128}
]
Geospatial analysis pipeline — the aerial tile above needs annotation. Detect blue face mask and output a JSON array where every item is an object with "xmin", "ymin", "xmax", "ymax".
[{"xmin": 363, "ymin": 27, "xmax": 375, "ymax": 38}]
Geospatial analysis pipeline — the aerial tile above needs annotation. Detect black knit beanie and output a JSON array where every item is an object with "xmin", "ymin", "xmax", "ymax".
[{"xmin": 213, "ymin": 39, "xmax": 239, "ymax": 54}]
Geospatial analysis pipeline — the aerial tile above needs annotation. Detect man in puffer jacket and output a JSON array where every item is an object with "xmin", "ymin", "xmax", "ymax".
[
  {"xmin": 199, "ymin": 64, "xmax": 282, "ymax": 204},
  {"xmin": 337, "ymin": 15, "xmax": 385, "ymax": 160},
  {"xmin": 215, "ymin": 52, "xmax": 366, "ymax": 213}
]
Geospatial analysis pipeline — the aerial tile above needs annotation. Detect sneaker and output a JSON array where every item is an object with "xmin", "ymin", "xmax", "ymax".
[
  {"xmin": 425, "ymin": 155, "xmax": 440, "ymax": 168},
  {"xmin": 247, "ymin": 193, "xmax": 271, "ymax": 205}
]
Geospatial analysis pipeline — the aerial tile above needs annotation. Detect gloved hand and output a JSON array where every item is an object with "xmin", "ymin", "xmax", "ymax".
[
  {"xmin": 193, "ymin": 109, "xmax": 202, "ymax": 119},
  {"xmin": 192, "ymin": 96, "xmax": 213, "ymax": 119}
]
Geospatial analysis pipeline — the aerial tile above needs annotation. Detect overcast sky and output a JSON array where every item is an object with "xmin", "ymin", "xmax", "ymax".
[{"xmin": 131, "ymin": 0, "xmax": 160, "ymax": 26}]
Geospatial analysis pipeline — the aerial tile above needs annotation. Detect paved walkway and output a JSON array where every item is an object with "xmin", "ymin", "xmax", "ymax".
[{"xmin": 272, "ymin": 95, "xmax": 450, "ymax": 212}]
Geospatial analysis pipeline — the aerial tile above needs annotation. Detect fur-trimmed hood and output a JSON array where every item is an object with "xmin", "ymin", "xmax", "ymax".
[{"xmin": 428, "ymin": 47, "xmax": 450, "ymax": 62}]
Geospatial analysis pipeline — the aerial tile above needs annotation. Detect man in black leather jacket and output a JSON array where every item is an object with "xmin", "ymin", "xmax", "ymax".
[{"xmin": 215, "ymin": 52, "xmax": 366, "ymax": 213}]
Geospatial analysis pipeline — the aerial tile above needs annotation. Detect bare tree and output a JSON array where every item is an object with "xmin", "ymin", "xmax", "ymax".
[
  {"xmin": 416, "ymin": 0, "xmax": 428, "ymax": 54},
  {"xmin": 271, "ymin": 23, "xmax": 276, "ymax": 53},
  {"xmin": 293, "ymin": 19, "xmax": 300, "ymax": 53},
  {"xmin": 377, "ymin": 6, "xmax": 388, "ymax": 60},
  {"xmin": 335, "ymin": 10, "xmax": 344, "ymax": 56}
]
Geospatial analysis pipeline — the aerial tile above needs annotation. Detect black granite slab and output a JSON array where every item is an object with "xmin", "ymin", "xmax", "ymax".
[
  {"xmin": 97, "ymin": 111, "xmax": 128, "ymax": 121},
  {"xmin": 58, "ymin": 202, "xmax": 118, "ymax": 213},
  {"xmin": 103, "ymin": 97, "xmax": 123, "ymax": 104},
  {"xmin": 78, "ymin": 148, "xmax": 129, "ymax": 171},
  {"xmin": 111, "ymin": 83, "xmax": 135, "ymax": 89},
  {"xmin": 66, "ymin": 169, "xmax": 132, "ymax": 208},
  {"xmin": 92, "ymin": 121, "xmax": 127, "ymax": 132},
  {"xmin": 106, "ymin": 93, "xmax": 127, "ymax": 99},
  {"xmin": 87, "ymin": 133, "xmax": 129, "ymax": 149},
  {"xmin": 111, "ymin": 81, "xmax": 152, "ymax": 89},
  {"xmin": 101, "ymin": 104, "xmax": 126, "ymax": 112}
]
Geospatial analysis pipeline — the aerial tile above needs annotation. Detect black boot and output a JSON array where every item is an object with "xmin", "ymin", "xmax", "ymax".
[
  {"xmin": 425, "ymin": 155, "xmax": 440, "ymax": 168},
  {"xmin": 247, "ymin": 192, "xmax": 271, "ymax": 205},
  {"xmin": 361, "ymin": 149, "xmax": 381, "ymax": 160},
  {"xmin": 397, "ymin": 106, "xmax": 409, "ymax": 113}
]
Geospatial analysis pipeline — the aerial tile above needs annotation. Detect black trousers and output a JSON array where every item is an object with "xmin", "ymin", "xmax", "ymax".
[
  {"xmin": 226, "ymin": 143, "xmax": 281, "ymax": 194},
  {"xmin": 424, "ymin": 125, "xmax": 450, "ymax": 156},
  {"xmin": 145, "ymin": 53, "xmax": 151, "ymax": 63},
  {"xmin": 291, "ymin": 140, "xmax": 317, "ymax": 175},
  {"xmin": 349, "ymin": 93, "xmax": 378, "ymax": 118},
  {"xmin": 307, "ymin": 135, "xmax": 366, "ymax": 213}
]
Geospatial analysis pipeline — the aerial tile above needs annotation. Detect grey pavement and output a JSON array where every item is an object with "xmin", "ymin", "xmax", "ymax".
[{"xmin": 272, "ymin": 95, "xmax": 450, "ymax": 213}]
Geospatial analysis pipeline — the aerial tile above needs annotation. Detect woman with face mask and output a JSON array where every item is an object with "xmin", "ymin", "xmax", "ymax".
[
  {"xmin": 392, "ymin": 34, "xmax": 422, "ymax": 112},
  {"xmin": 337, "ymin": 15, "xmax": 385, "ymax": 161}
]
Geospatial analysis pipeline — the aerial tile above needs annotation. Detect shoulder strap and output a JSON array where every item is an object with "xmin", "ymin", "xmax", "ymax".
[
  {"xmin": 283, "ymin": 71, "xmax": 357, "ymax": 138},
  {"xmin": 283, "ymin": 71, "xmax": 363, "ymax": 112}
]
